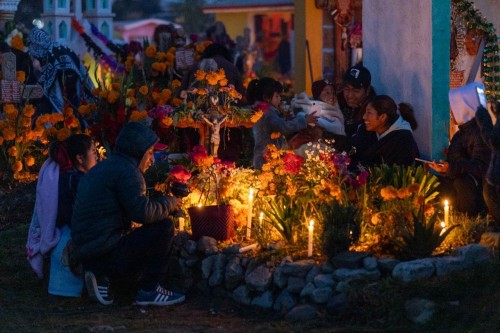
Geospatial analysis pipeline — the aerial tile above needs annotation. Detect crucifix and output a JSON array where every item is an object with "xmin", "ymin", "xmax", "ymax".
[{"xmin": 1, "ymin": 52, "xmax": 44, "ymax": 103}]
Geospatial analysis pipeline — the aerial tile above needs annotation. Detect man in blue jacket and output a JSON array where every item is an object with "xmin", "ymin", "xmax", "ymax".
[{"xmin": 71, "ymin": 122, "xmax": 184, "ymax": 306}]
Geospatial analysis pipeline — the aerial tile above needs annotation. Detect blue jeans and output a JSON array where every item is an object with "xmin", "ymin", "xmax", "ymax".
[{"xmin": 84, "ymin": 219, "xmax": 174, "ymax": 291}]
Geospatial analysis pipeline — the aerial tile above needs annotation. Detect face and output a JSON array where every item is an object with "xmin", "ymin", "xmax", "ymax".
[
  {"xmin": 139, "ymin": 147, "xmax": 155, "ymax": 173},
  {"xmin": 363, "ymin": 104, "xmax": 388, "ymax": 134},
  {"xmin": 343, "ymin": 84, "xmax": 370, "ymax": 108},
  {"xmin": 268, "ymin": 92, "xmax": 281, "ymax": 108},
  {"xmin": 76, "ymin": 143, "xmax": 98, "ymax": 173},
  {"xmin": 319, "ymin": 85, "xmax": 336, "ymax": 105}
]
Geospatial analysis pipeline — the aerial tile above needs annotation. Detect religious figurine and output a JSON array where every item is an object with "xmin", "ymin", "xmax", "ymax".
[{"xmin": 200, "ymin": 114, "xmax": 227, "ymax": 157}]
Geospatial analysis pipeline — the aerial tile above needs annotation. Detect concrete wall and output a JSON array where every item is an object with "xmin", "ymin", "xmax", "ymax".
[{"xmin": 363, "ymin": 0, "xmax": 450, "ymax": 160}]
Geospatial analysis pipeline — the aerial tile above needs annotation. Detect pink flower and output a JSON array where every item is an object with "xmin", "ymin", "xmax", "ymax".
[
  {"xmin": 282, "ymin": 153, "xmax": 303, "ymax": 174},
  {"xmin": 170, "ymin": 165, "xmax": 191, "ymax": 183}
]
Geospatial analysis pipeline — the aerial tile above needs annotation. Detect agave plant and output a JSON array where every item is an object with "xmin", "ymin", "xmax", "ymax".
[{"xmin": 261, "ymin": 195, "xmax": 306, "ymax": 245}]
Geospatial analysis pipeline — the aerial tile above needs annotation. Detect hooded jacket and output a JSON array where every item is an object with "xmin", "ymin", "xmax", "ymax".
[
  {"xmin": 476, "ymin": 105, "xmax": 500, "ymax": 186},
  {"xmin": 71, "ymin": 122, "xmax": 178, "ymax": 262},
  {"xmin": 446, "ymin": 83, "xmax": 491, "ymax": 182}
]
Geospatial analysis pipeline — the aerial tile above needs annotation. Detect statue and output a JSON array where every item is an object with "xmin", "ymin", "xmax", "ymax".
[{"xmin": 200, "ymin": 114, "xmax": 227, "ymax": 157}]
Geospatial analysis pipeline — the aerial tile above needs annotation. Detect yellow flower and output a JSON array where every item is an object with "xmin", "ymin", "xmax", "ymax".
[
  {"xmin": 11, "ymin": 160, "xmax": 22, "ymax": 173},
  {"xmin": 194, "ymin": 70, "xmax": 206, "ymax": 81},
  {"xmin": 8, "ymin": 146, "xmax": 17, "ymax": 157},
  {"xmin": 22, "ymin": 104, "xmax": 35, "ymax": 117},
  {"xmin": 139, "ymin": 85, "xmax": 149, "ymax": 95},
  {"xmin": 25, "ymin": 156, "xmax": 35, "ymax": 167},
  {"xmin": 380, "ymin": 186, "xmax": 398, "ymax": 200},
  {"xmin": 145, "ymin": 45, "xmax": 157, "ymax": 57},
  {"xmin": 57, "ymin": 127, "xmax": 71, "ymax": 141},
  {"xmin": 16, "ymin": 71, "xmax": 26, "ymax": 83},
  {"xmin": 219, "ymin": 78, "xmax": 228, "ymax": 87},
  {"xmin": 206, "ymin": 72, "xmax": 219, "ymax": 86},
  {"xmin": 171, "ymin": 80, "xmax": 181, "ymax": 89},
  {"xmin": 251, "ymin": 110, "xmax": 263, "ymax": 123}
]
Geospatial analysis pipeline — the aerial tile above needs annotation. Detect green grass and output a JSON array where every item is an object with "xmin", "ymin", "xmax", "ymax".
[{"xmin": 2, "ymin": 184, "xmax": 500, "ymax": 332}]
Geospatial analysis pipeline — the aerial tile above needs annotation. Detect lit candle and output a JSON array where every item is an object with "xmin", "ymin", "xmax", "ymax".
[
  {"xmin": 444, "ymin": 200, "xmax": 449, "ymax": 226},
  {"xmin": 246, "ymin": 188, "xmax": 254, "ymax": 239},
  {"xmin": 308, "ymin": 220, "xmax": 314, "ymax": 257},
  {"xmin": 440, "ymin": 220, "xmax": 446, "ymax": 236},
  {"xmin": 178, "ymin": 217, "xmax": 185, "ymax": 231},
  {"xmin": 259, "ymin": 211, "xmax": 264, "ymax": 227}
]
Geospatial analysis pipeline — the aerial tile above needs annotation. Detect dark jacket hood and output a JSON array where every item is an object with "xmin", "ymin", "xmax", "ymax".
[{"xmin": 114, "ymin": 122, "xmax": 158, "ymax": 161}]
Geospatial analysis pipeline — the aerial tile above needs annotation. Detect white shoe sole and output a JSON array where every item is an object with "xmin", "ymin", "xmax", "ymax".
[
  {"xmin": 136, "ymin": 294, "xmax": 186, "ymax": 306},
  {"xmin": 84, "ymin": 271, "xmax": 113, "ymax": 305}
]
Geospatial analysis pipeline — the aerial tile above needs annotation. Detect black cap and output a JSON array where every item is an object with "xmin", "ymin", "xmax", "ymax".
[{"xmin": 342, "ymin": 65, "xmax": 371, "ymax": 88}]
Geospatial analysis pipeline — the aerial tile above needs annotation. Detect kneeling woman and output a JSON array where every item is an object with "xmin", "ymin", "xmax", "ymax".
[{"xmin": 355, "ymin": 95, "xmax": 419, "ymax": 166}]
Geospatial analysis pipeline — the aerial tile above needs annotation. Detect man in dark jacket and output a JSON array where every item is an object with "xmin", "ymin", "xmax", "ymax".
[
  {"xmin": 71, "ymin": 122, "xmax": 184, "ymax": 306},
  {"xmin": 429, "ymin": 83, "xmax": 491, "ymax": 216}
]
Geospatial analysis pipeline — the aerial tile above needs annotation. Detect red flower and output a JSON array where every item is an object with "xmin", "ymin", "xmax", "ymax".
[
  {"xmin": 282, "ymin": 152, "xmax": 303, "ymax": 174},
  {"xmin": 170, "ymin": 165, "xmax": 192, "ymax": 183}
]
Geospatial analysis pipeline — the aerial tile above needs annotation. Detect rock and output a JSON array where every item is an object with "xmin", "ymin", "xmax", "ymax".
[
  {"xmin": 281, "ymin": 259, "xmax": 315, "ymax": 277},
  {"xmin": 251, "ymin": 290, "xmax": 274, "ymax": 309},
  {"xmin": 273, "ymin": 266, "xmax": 288, "ymax": 289},
  {"xmin": 320, "ymin": 261, "xmax": 335, "ymax": 273},
  {"xmin": 377, "ymin": 257, "xmax": 400, "ymax": 273},
  {"xmin": 363, "ymin": 257, "xmax": 378, "ymax": 271},
  {"xmin": 225, "ymin": 256, "xmax": 243, "ymax": 290},
  {"xmin": 454, "ymin": 244, "xmax": 491, "ymax": 267},
  {"xmin": 285, "ymin": 304, "xmax": 318, "ymax": 322},
  {"xmin": 201, "ymin": 255, "xmax": 216, "ymax": 279},
  {"xmin": 299, "ymin": 282, "xmax": 315, "ymax": 298},
  {"xmin": 213, "ymin": 253, "xmax": 228, "ymax": 271},
  {"xmin": 197, "ymin": 236, "xmax": 219, "ymax": 255},
  {"xmin": 174, "ymin": 231, "xmax": 190, "ymax": 248},
  {"xmin": 286, "ymin": 276, "xmax": 306, "ymax": 294},
  {"xmin": 184, "ymin": 240, "xmax": 198, "ymax": 255},
  {"xmin": 273, "ymin": 290, "xmax": 297, "ymax": 314},
  {"xmin": 326, "ymin": 292, "xmax": 348, "ymax": 314},
  {"xmin": 335, "ymin": 281, "xmax": 350, "ymax": 293},
  {"xmin": 333, "ymin": 268, "xmax": 381, "ymax": 282},
  {"xmin": 232, "ymin": 285, "xmax": 251, "ymax": 305},
  {"xmin": 405, "ymin": 298, "xmax": 436, "ymax": 324},
  {"xmin": 313, "ymin": 273, "xmax": 335, "ymax": 288},
  {"xmin": 184, "ymin": 254, "xmax": 199, "ymax": 267},
  {"xmin": 306, "ymin": 265, "xmax": 321, "ymax": 283},
  {"xmin": 222, "ymin": 244, "xmax": 242, "ymax": 254},
  {"xmin": 392, "ymin": 259, "xmax": 435, "ymax": 282},
  {"xmin": 208, "ymin": 269, "xmax": 224, "ymax": 287},
  {"xmin": 433, "ymin": 256, "xmax": 467, "ymax": 276},
  {"xmin": 311, "ymin": 287, "xmax": 332, "ymax": 304},
  {"xmin": 330, "ymin": 251, "xmax": 369, "ymax": 269},
  {"xmin": 245, "ymin": 265, "xmax": 272, "ymax": 292}
]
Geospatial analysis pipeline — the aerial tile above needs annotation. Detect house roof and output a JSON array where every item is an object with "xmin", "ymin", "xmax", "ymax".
[
  {"xmin": 203, "ymin": 0, "xmax": 294, "ymax": 13},
  {"xmin": 114, "ymin": 19, "xmax": 180, "ymax": 32}
]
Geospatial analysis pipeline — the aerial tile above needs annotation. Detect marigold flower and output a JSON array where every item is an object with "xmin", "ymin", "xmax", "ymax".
[
  {"xmin": 21, "ymin": 116, "xmax": 31, "ymax": 127},
  {"xmin": 11, "ymin": 34, "xmax": 24, "ymax": 51},
  {"xmin": 282, "ymin": 152, "xmax": 303, "ymax": 174},
  {"xmin": 145, "ymin": 45, "xmax": 157, "ymax": 57},
  {"xmin": 156, "ymin": 52, "xmax": 167, "ymax": 60},
  {"xmin": 219, "ymin": 78, "xmax": 228, "ymax": 87},
  {"xmin": 65, "ymin": 115, "xmax": 80, "ymax": 128},
  {"xmin": 270, "ymin": 132, "xmax": 281, "ymax": 139},
  {"xmin": 3, "ymin": 127, "xmax": 16, "ymax": 141},
  {"xmin": 16, "ymin": 71, "xmax": 26, "ymax": 83},
  {"xmin": 139, "ymin": 85, "xmax": 149, "ymax": 95},
  {"xmin": 171, "ymin": 79, "xmax": 181, "ymax": 89},
  {"xmin": 57, "ymin": 127, "xmax": 71, "ymax": 141},
  {"xmin": 4, "ymin": 104, "xmax": 18, "ymax": 120},
  {"xmin": 78, "ymin": 104, "xmax": 93, "ymax": 116},
  {"xmin": 194, "ymin": 70, "xmax": 206, "ymax": 81},
  {"xmin": 166, "ymin": 53, "xmax": 174, "ymax": 64},
  {"xmin": 152, "ymin": 62, "xmax": 167, "ymax": 73},
  {"xmin": 25, "ymin": 156, "xmax": 35, "ymax": 167},
  {"xmin": 22, "ymin": 104, "xmax": 35, "ymax": 117},
  {"xmin": 380, "ymin": 186, "xmax": 398, "ymax": 200},
  {"xmin": 160, "ymin": 116, "xmax": 173, "ymax": 128},
  {"xmin": 251, "ymin": 110, "xmax": 263, "ymax": 123},
  {"xmin": 50, "ymin": 113, "xmax": 64, "ymax": 124},
  {"xmin": 129, "ymin": 110, "xmax": 148, "ymax": 121},
  {"xmin": 107, "ymin": 90, "xmax": 120, "ymax": 104},
  {"xmin": 111, "ymin": 82, "xmax": 121, "ymax": 90},
  {"xmin": 11, "ymin": 160, "xmax": 22, "ymax": 173},
  {"xmin": 206, "ymin": 72, "xmax": 219, "ymax": 86},
  {"xmin": 8, "ymin": 146, "xmax": 17, "ymax": 157},
  {"xmin": 172, "ymin": 97, "xmax": 183, "ymax": 107}
]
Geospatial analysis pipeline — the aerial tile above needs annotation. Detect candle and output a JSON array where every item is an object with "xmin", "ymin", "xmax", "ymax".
[
  {"xmin": 444, "ymin": 200, "xmax": 449, "ymax": 226},
  {"xmin": 440, "ymin": 221, "xmax": 446, "ymax": 236},
  {"xmin": 259, "ymin": 211, "xmax": 264, "ymax": 227},
  {"xmin": 178, "ymin": 217, "xmax": 185, "ymax": 231},
  {"xmin": 308, "ymin": 220, "xmax": 314, "ymax": 257},
  {"xmin": 246, "ymin": 188, "xmax": 254, "ymax": 239}
]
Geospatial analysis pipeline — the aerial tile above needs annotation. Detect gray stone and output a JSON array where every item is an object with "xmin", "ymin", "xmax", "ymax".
[
  {"xmin": 313, "ymin": 273, "xmax": 335, "ymax": 288},
  {"xmin": 208, "ymin": 269, "xmax": 224, "ymax": 287},
  {"xmin": 454, "ymin": 244, "xmax": 491, "ymax": 267},
  {"xmin": 279, "ymin": 255, "xmax": 293, "ymax": 265},
  {"xmin": 306, "ymin": 265, "xmax": 321, "ymax": 283},
  {"xmin": 184, "ymin": 240, "xmax": 197, "ymax": 255},
  {"xmin": 273, "ymin": 266, "xmax": 288, "ymax": 289},
  {"xmin": 285, "ymin": 304, "xmax": 318, "ymax": 322},
  {"xmin": 392, "ymin": 259, "xmax": 435, "ymax": 282},
  {"xmin": 245, "ymin": 265, "xmax": 272, "ymax": 292},
  {"xmin": 433, "ymin": 256, "xmax": 467, "ymax": 276},
  {"xmin": 286, "ymin": 276, "xmax": 306, "ymax": 294},
  {"xmin": 232, "ymin": 285, "xmax": 251, "ymax": 305},
  {"xmin": 300, "ymin": 282, "xmax": 316, "ymax": 298},
  {"xmin": 240, "ymin": 256, "xmax": 250, "ymax": 268},
  {"xmin": 363, "ymin": 257, "xmax": 378, "ymax": 271},
  {"xmin": 330, "ymin": 251, "xmax": 369, "ymax": 269},
  {"xmin": 333, "ymin": 267, "xmax": 381, "ymax": 282},
  {"xmin": 320, "ymin": 261, "xmax": 335, "ymax": 273},
  {"xmin": 201, "ymin": 255, "xmax": 215, "ymax": 279},
  {"xmin": 184, "ymin": 254, "xmax": 199, "ymax": 267},
  {"xmin": 281, "ymin": 259, "xmax": 315, "ymax": 277},
  {"xmin": 311, "ymin": 286, "xmax": 332, "ymax": 304},
  {"xmin": 273, "ymin": 290, "xmax": 297, "ymax": 314},
  {"xmin": 377, "ymin": 257, "xmax": 400, "ymax": 273},
  {"xmin": 335, "ymin": 281, "xmax": 350, "ymax": 293},
  {"xmin": 405, "ymin": 298, "xmax": 436, "ymax": 324},
  {"xmin": 197, "ymin": 236, "xmax": 219, "ymax": 255},
  {"xmin": 174, "ymin": 231, "xmax": 190, "ymax": 248},
  {"xmin": 251, "ymin": 290, "xmax": 274, "ymax": 309},
  {"xmin": 326, "ymin": 292, "xmax": 348, "ymax": 314},
  {"xmin": 213, "ymin": 253, "xmax": 228, "ymax": 271},
  {"xmin": 225, "ymin": 256, "xmax": 243, "ymax": 290},
  {"xmin": 222, "ymin": 244, "xmax": 242, "ymax": 254}
]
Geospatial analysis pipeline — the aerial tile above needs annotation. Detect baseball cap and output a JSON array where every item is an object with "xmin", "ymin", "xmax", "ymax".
[
  {"xmin": 342, "ymin": 65, "xmax": 371, "ymax": 89},
  {"xmin": 311, "ymin": 79, "xmax": 334, "ymax": 100}
]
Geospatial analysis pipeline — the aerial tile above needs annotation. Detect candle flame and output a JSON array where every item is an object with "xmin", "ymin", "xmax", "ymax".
[
  {"xmin": 197, "ymin": 203, "xmax": 202, "ymax": 207},
  {"xmin": 259, "ymin": 212, "xmax": 264, "ymax": 219},
  {"xmin": 441, "ymin": 221, "xmax": 446, "ymax": 229},
  {"xmin": 309, "ymin": 220, "xmax": 314, "ymax": 227},
  {"xmin": 444, "ymin": 199, "xmax": 449, "ymax": 207}
]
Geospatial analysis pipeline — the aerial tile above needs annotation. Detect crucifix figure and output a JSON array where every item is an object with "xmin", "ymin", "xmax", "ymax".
[
  {"xmin": 1, "ymin": 52, "xmax": 44, "ymax": 103},
  {"xmin": 200, "ymin": 114, "xmax": 228, "ymax": 157}
]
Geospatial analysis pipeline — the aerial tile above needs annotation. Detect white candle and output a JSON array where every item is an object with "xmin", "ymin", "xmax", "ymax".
[
  {"xmin": 444, "ymin": 200, "xmax": 449, "ymax": 226},
  {"xmin": 246, "ymin": 188, "xmax": 254, "ymax": 239},
  {"xmin": 178, "ymin": 217, "xmax": 185, "ymax": 231},
  {"xmin": 308, "ymin": 220, "xmax": 314, "ymax": 257},
  {"xmin": 440, "ymin": 221, "xmax": 446, "ymax": 236},
  {"xmin": 259, "ymin": 211, "xmax": 264, "ymax": 227}
]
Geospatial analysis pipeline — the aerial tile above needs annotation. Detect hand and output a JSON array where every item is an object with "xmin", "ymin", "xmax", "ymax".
[
  {"xmin": 306, "ymin": 111, "xmax": 319, "ymax": 126},
  {"xmin": 428, "ymin": 160, "xmax": 448, "ymax": 173}
]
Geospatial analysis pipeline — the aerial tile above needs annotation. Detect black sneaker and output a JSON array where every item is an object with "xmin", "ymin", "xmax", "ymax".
[
  {"xmin": 136, "ymin": 285, "xmax": 185, "ymax": 306},
  {"xmin": 85, "ymin": 271, "xmax": 113, "ymax": 305}
]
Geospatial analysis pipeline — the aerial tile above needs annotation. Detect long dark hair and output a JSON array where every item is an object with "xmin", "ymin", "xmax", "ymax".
[
  {"xmin": 246, "ymin": 77, "xmax": 283, "ymax": 105},
  {"xmin": 369, "ymin": 95, "xmax": 418, "ymax": 130},
  {"xmin": 49, "ymin": 134, "xmax": 93, "ymax": 172}
]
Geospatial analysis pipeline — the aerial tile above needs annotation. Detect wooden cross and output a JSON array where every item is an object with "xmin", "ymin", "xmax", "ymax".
[{"xmin": 1, "ymin": 52, "xmax": 44, "ymax": 103}]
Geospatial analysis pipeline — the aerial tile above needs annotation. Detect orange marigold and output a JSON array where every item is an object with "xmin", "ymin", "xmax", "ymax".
[
  {"xmin": 139, "ymin": 85, "xmax": 149, "ymax": 95},
  {"xmin": 11, "ymin": 160, "xmax": 22, "ymax": 173},
  {"xmin": 251, "ymin": 110, "xmax": 263, "ymax": 123},
  {"xmin": 152, "ymin": 62, "xmax": 167, "ymax": 73},
  {"xmin": 78, "ymin": 104, "xmax": 93, "ymax": 116},
  {"xmin": 380, "ymin": 186, "xmax": 398, "ymax": 200},
  {"xmin": 194, "ymin": 70, "xmax": 206, "ymax": 81},
  {"xmin": 270, "ymin": 132, "xmax": 281, "ymax": 139},
  {"xmin": 25, "ymin": 156, "xmax": 35, "ymax": 167},
  {"xmin": 16, "ymin": 71, "xmax": 26, "ymax": 83},
  {"xmin": 171, "ymin": 79, "xmax": 181, "ymax": 89},
  {"xmin": 107, "ymin": 90, "xmax": 120, "ymax": 104},
  {"xmin": 8, "ymin": 146, "xmax": 17, "ymax": 157},
  {"xmin": 145, "ymin": 45, "xmax": 157, "ymax": 57},
  {"xmin": 4, "ymin": 104, "xmax": 18, "ymax": 120},
  {"xmin": 57, "ymin": 127, "xmax": 71, "ymax": 141},
  {"xmin": 129, "ymin": 110, "xmax": 148, "ymax": 121},
  {"xmin": 219, "ymin": 78, "xmax": 228, "ymax": 87},
  {"xmin": 21, "ymin": 116, "xmax": 31, "ymax": 128},
  {"xmin": 206, "ymin": 72, "xmax": 219, "ymax": 86},
  {"xmin": 160, "ymin": 116, "xmax": 173, "ymax": 128},
  {"xmin": 22, "ymin": 104, "xmax": 35, "ymax": 117},
  {"xmin": 3, "ymin": 127, "xmax": 16, "ymax": 141},
  {"xmin": 10, "ymin": 35, "xmax": 24, "ymax": 51},
  {"xmin": 172, "ymin": 97, "xmax": 183, "ymax": 107}
]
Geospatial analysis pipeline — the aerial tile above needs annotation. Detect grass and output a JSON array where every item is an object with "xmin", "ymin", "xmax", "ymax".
[{"xmin": 2, "ymin": 183, "xmax": 500, "ymax": 332}]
